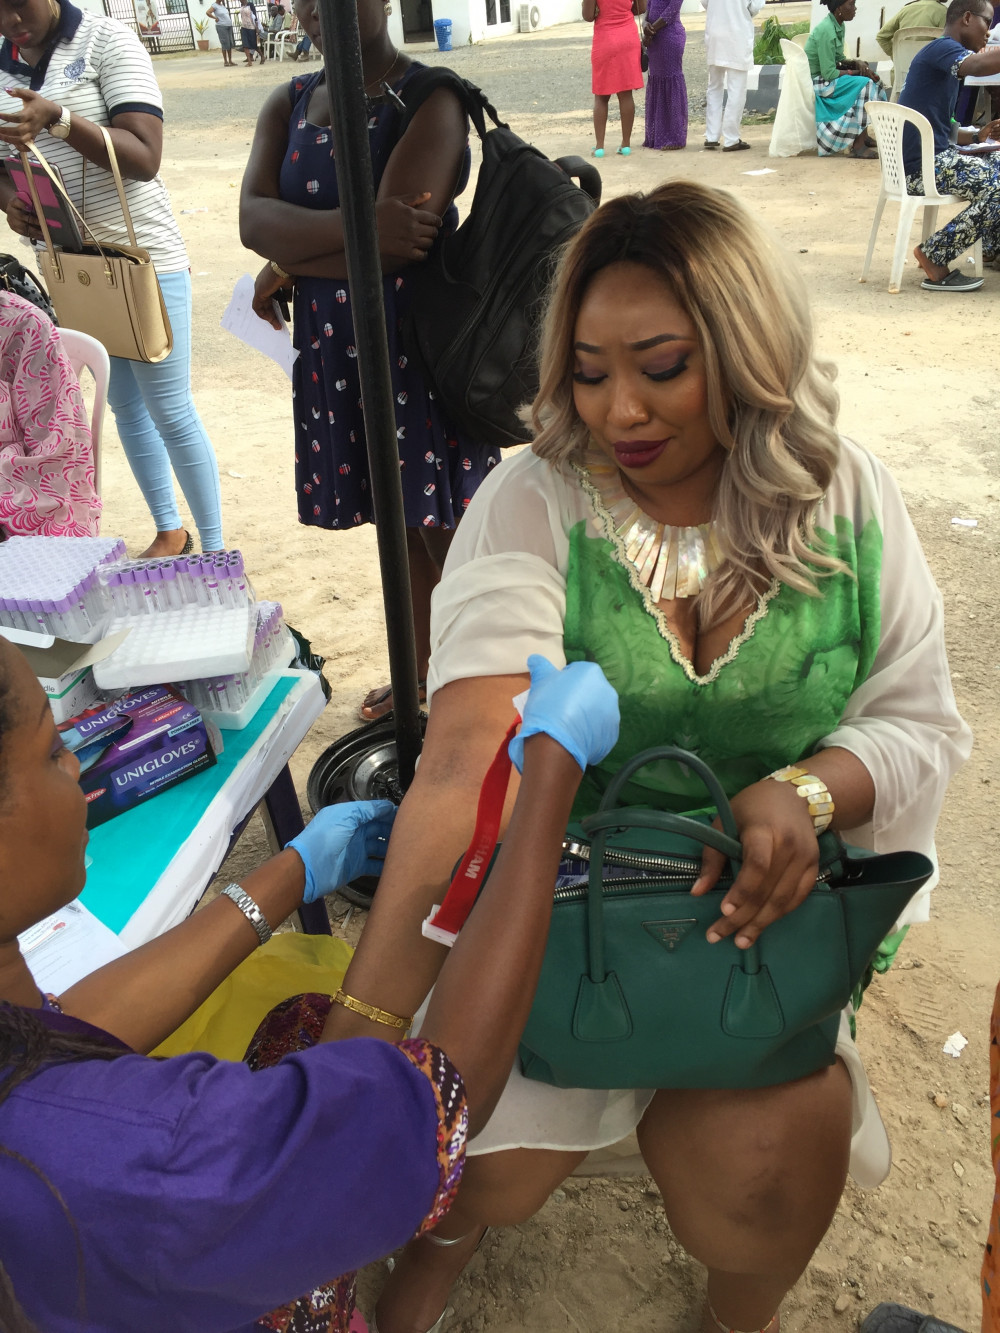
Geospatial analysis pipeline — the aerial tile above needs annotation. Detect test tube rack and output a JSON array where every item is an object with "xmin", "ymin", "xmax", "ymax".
[
  {"xmin": 100, "ymin": 551, "xmax": 254, "ymax": 616},
  {"xmin": 93, "ymin": 604, "xmax": 257, "ymax": 692},
  {"xmin": 0, "ymin": 537, "xmax": 127, "ymax": 642},
  {"xmin": 180, "ymin": 602, "xmax": 295, "ymax": 730}
]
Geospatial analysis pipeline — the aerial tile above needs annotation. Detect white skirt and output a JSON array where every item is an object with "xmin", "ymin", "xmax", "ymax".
[{"xmin": 413, "ymin": 1004, "xmax": 890, "ymax": 1189}]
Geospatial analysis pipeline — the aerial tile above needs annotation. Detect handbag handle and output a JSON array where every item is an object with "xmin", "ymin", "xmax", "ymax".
[
  {"xmin": 595, "ymin": 744, "xmax": 740, "ymax": 840},
  {"xmin": 87, "ymin": 127, "xmax": 140, "ymax": 249},
  {"xmin": 583, "ymin": 746, "xmax": 748, "ymax": 984},
  {"xmin": 582, "ymin": 807, "xmax": 742, "ymax": 861},
  {"xmin": 20, "ymin": 144, "xmax": 109, "ymax": 282},
  {"xmin": 20, "ymin": 127, "xmax": 139, "ymax": 277}
]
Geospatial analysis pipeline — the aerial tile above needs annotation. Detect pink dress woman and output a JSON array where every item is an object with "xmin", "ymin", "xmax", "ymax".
[
  {"xmin": 591, "ymin": 0, "xmax": 643, "ymax": 93},
  {"xmin": 0, "ymin": 292, "xmax": 100, "ymax": 537}
]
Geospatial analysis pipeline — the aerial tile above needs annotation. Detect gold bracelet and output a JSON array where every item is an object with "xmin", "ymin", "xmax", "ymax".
[
  {"xmin": 269, "ymin": 259, "xmax": 291, "ymax": 281},
  {"xmin": 332, "ymin": 989, "xmax": 412, "ymax": 1031},
  {"xmin": 769, "ymin": 764, "xmax": 835, "ymax": 833}
]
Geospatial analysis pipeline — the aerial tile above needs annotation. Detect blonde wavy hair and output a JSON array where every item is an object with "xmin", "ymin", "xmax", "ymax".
[{"xmin": 529, "ymin": 180, "xmax": 847, "ymax": 626}]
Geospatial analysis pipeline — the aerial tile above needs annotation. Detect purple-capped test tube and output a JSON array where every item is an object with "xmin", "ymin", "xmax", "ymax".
[
  {"xmin": 146, "ymin": 562, "xmax": 164, "ymax": 613},
  {"xmin": 160, "ymin": 561, "xmax": 181, "ymax": 611},
  {"xmin": 1, "ymin": 594, "xmax": 22, "ymax": 632}
]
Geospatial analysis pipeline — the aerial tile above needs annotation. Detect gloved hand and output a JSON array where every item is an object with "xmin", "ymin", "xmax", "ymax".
[
  {"xmin": 287, "ymin": 800, "xmax": 397, "ymax": 904},
  {"xmin": 508, "ymin": 654, "xmax": 620, "ymax": 774}
]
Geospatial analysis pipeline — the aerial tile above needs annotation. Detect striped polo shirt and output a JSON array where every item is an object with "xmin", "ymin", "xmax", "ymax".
[{"xmin": 0, "ymin": 1, "xmax": 188, "ymax": 273}]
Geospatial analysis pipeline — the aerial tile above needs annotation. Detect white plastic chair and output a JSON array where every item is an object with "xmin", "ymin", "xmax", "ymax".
[
  {"xmin": 860, "ymin": 101, "xmax": 983, "ymax": 293},
  {"xmin": 58, "ymin": 327, "xmax": 110, "ymax": 496},
  {"xmin": 271, "ymin": 18, "xmax": 298, "ymax": 58},
  {"xmin": 889, "ymin": 25, "xmax": 942, "ymax": 101},
  {"xmin": 769, "ymin": 39, "xmax": 817, "ymax": 157}
]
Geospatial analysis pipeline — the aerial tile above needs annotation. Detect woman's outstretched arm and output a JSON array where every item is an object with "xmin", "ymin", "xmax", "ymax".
[{"xmin": 321, "ymin": 656, "xmax": 620, "ymax": 1135}]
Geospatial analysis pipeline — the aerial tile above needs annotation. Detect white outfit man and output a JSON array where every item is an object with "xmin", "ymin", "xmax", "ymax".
[{"xmin": 702, "ymin": 0, "xmax": 764, "ymax": 149}]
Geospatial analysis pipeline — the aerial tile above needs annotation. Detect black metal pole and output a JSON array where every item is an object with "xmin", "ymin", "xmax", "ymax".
[{"xmin": 318, "ymin": 0, "xmax": 422, "ymax": 789}]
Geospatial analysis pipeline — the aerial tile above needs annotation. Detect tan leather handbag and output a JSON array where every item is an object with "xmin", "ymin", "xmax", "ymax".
[{"xmin": 20, "ymin": 128, "xmax": 172, "ymax": 363}]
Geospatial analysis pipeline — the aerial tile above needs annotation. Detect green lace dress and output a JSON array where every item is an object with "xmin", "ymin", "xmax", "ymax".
[{"xmin": 424, "ymin": 436, "xmax": 970, "ymax": 1183}]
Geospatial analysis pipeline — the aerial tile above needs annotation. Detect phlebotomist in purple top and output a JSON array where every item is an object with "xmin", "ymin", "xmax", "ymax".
[{"xmin": 0, "ymin": 642, "xmax": 619, "ymax": 1333}]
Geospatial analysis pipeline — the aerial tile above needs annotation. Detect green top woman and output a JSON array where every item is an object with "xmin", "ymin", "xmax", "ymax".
[
  {"xmin": 329, "ymin": 182, "xmax": 970, "ymax": 1333},
  {"xmin": 804, "ymin": 0, "xmax": 887, "ymax": 156}
]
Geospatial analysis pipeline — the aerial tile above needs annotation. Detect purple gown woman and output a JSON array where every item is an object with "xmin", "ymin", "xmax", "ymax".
[{"xmin": 642, "ymin": 0, "xmax": 688, "ymax": 149}]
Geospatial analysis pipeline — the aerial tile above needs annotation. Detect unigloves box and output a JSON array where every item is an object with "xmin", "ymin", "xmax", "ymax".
[{"xmin": 60, "ymin": 685, "xmax": 216, "ymax": 829}]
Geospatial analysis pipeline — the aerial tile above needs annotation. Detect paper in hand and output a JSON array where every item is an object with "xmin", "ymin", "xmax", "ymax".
[
  {"xmin": 20, "ymin": 899, "xmax": 127, "ymax": 993},
  {"xmin": 221, "ymin": 273, "xmax": 299, "ymax": 381}
]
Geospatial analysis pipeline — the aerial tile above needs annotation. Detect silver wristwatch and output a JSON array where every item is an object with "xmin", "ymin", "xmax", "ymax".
[
  {"xmin": 48, "ymin": 106, "xmax": 71, "ymax": 140},
  {"xmin": 221, "ymin": 882, "xmax": 272, "ymax": 947}
]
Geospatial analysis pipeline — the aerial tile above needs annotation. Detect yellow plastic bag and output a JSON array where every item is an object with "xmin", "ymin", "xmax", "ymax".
[{"xmin": 152, "ymin": 932, "xmax": 354, "ymax": 1062}]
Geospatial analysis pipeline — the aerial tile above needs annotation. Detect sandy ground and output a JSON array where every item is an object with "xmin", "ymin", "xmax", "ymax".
[{"xmin": 70, "ymin": 16, "xmax": 1000, "ymax": 1331}]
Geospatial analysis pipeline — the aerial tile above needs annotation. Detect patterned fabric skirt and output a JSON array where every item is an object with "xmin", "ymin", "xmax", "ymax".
[
  {"xmin": 984, "ymin": 980, "xmax": 999, "ymax": 1333},
  {"xmin": 812, "ymin": 74, "xmax": 886, "ymax": 155},
  {"xmin": 906, "ymin": 147, "xmax": 1000, "ymax": 267},
  {"xmin": 245, "ymin": 994, "xmax": 359, "ymax": 1333}
]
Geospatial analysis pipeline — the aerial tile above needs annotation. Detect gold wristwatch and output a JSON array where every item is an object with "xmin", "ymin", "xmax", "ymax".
[{"xmin": 49, "ymin": 106, "xmax": 72, "ymax": 140}]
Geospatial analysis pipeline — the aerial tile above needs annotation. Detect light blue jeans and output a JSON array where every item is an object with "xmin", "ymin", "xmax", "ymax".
[{"xmin": 108, "ymin": 268, "xmax": 224, "ymax": 549}]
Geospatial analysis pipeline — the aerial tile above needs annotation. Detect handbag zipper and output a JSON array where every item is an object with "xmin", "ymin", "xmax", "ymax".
[{"xmin": 556, "ymin": 840, "xmax": 835, "ymax": 901}]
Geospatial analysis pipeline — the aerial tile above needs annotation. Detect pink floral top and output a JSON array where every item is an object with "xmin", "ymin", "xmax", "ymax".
[{"xmin": 0, "ymin": 292, "xmax": 101, "ymax": 537}]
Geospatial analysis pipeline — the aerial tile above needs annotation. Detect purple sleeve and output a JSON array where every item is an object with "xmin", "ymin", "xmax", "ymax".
[
  {"xmin": 397, "ymin": 1038, "xmax": 468, "ymax": 1234},
  {"xmin": 0, "ymin": 1036, "xmax": 466, "ymax": 1332}
]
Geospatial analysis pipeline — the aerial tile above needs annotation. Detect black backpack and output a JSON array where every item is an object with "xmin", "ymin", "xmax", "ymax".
[
  {"xmin": 0, "ymin": 254, "xmax": 56, "ymax": 323},
  {"xmin": 399, "ymin": 70, "xmax": 601, "ymax": 449}
]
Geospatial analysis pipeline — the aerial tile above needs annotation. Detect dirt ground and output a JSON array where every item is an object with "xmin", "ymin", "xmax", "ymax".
[{"xmin": 78, "ymin": 15, "xmax": 1000, "ymax": 1331}]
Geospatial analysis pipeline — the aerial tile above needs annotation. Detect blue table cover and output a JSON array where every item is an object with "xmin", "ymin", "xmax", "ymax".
[{"xmin": 82, "ymin": 677, "xmax": 298, "ymax": 934}]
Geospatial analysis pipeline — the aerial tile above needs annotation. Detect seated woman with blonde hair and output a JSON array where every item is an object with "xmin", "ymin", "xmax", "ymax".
[
  {"xmin": 0, "ymin": 290, "xmax": 100, "ymax": 538},
  {"xmin": 324, "ymin": 179, "xmax": 971, "ymax": 1333}
]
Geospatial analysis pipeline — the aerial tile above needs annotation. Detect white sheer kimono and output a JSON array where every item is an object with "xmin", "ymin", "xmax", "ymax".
[{"xmin": 420, "ymin": 437, "xmax": 971, "ymax": 1186}]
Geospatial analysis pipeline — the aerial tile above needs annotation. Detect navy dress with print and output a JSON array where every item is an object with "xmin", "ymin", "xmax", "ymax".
[{"xmin": 280, "ymin": 67, "xmax": 500, "ymax": 531}]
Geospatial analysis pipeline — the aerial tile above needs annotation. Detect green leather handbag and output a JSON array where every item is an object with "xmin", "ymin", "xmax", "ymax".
[{"xmin": 515, "ymin": 745, "xmax": 934, "ymax": 1091}]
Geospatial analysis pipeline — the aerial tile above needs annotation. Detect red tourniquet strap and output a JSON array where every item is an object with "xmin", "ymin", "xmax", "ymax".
[{"xmin": 424, "ymin": 719, "xmax": 519, "ymax": 941}]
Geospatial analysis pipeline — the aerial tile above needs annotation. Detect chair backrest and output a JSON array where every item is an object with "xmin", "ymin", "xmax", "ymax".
[
  {"xmin": 57, "ymin": 327, "xmax": 110, "ymax": 496},
  {"xmin": 770, "ymin": 39, "xmax": 817, "ymax": 156},
  {"xmin": 790, "ymin": 29, "xmax": 809, "ymax": 47},
  {"xmin": 865, "ymin": 100, "xmax": 945, "ymax": 201},
  {"xmin": 780, "ymin": 37, "xmax": 813, "ymax": 93},
  {"xmin": 890, "ymin": 25, "xmax": 942, "ymax": 100}
]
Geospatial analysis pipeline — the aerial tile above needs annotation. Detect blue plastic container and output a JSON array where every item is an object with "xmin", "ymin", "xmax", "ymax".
[{"xmin": 433, "ymin": 17, "xmax": 452, "ymax": 50}]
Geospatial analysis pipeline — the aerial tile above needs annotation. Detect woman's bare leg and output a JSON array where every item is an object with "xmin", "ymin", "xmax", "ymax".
[
  {"xmin": 618, "ymin": 90, "xmax": 635, "ymax": 148},
  {"xmin": 638, "ymin": 1060, "xmax": 852, "ymax": 1332},
  {"xmin": 913, "ymin": 244, "xmax": 950, "ymax": 283},
  {"xmin": 374, "ymin": 1147, "xmax": 587, "ymax": 1333},
  {"xmin": 593, "ymin": 94, "xmax": 611, "ymax": 150}
]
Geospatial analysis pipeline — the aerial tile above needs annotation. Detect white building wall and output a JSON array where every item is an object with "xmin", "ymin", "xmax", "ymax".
[
  {"xmin": 419, "ymin": 0, "xmax": 698, "ymax": 47},
  {"xmin": 431, "ymin": 0, "xmax": 585, "ymax": 48},
  {"xmin": 808, "ymin": 0, "xmax": 898, "ymax": 61}
]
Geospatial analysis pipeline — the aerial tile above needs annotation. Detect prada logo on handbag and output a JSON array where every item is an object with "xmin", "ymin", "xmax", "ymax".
[
  {"xmin": 77, "ymin": 271, "xmax": 91, "ymax": 286},
  {"xmin": 642, "ymin": 919, "xmax": 697, "ymax": 952}
]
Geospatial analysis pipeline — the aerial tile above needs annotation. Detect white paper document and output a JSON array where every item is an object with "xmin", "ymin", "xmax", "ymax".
[
  {"xmin": 221, "ymin": 273, "xmax": 299, "ymax": 381},
  {"xmin": 19, "ymin": 899, "xmax": 128, "ymax": 994}
]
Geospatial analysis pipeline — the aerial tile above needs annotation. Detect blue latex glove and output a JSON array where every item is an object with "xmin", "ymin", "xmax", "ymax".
[
  {"xmin": 287, "ymin": 800, "xmax": 397, "ymax": 904},
  {"xmin": 508, "ymin": 654, "xmax": 620, "ymax": 774}
]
